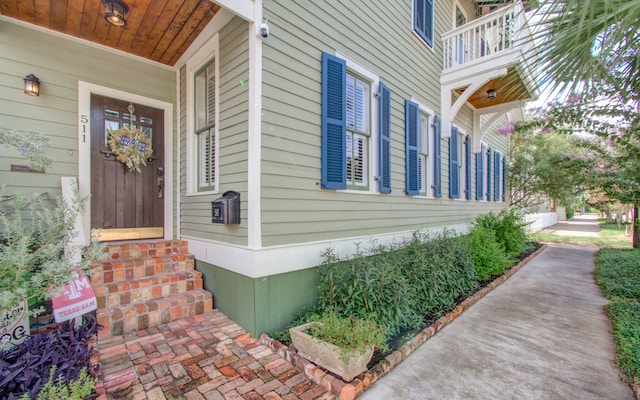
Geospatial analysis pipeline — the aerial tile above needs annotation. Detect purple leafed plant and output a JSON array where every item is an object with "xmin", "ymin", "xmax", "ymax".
[{"xmin": 0, "ymin": 312, "xmax": 100, "ymax": 399}]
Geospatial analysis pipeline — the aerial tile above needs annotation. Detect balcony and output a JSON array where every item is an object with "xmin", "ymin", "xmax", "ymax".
[{"xmin": 440, "ymin": 1, "xmax": 537, "ymax": 139}]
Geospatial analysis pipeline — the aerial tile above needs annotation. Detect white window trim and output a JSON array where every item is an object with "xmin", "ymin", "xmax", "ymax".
[
  {"xmin": 335, "ymin": 52, "xmax": 380, "ymax": 195},
  {"xmin": 411, "ymin": 98, "xmax": 435, "ymax": 198},
  {"xmin": 186, "ymin": 34, "xmax": 219, "ymax": 196}
]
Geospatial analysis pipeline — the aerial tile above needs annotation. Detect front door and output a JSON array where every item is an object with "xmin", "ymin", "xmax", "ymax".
[{"xmin": 90, "ymin": 94, "xmax": 164, "ymax": 241}]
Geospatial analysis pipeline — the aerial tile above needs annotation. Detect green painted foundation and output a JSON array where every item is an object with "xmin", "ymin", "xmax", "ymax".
[{"xmin": 195, "ymin": 261, "xmax": 319, "ymax": 336}]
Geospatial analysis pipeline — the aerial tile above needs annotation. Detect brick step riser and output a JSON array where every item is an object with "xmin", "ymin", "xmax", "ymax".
[
  {"xmin": 90, "ymin": 255, "xmax": 195, "ymax": 286},
  {"xmin": 96, "ymin": 240, "xmax": 191, "ymax": 263},
  {"xmin": 94, "ymin": 273, "xmax": 204, "ymax": 310},
  {"xmin": 96, "ymin": 291, "xmax": 213, "ymax": 339}
]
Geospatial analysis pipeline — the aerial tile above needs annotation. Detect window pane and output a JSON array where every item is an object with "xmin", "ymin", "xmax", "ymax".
[
  {"xmin": 420, "ymin": 114, "xmax": 429, "ymax": 154},
  {"xmin": 104, "ymin": 120, "xmax": 120, "ymax": 146},
  {"xmin": 346, "ymin": 131, "xmax": 353, "ymax": 183},
  {"xmin": 105, "ymin": 109, "xmax": 119, "ymax": 119},
  {"xmin": 416, "ymin": 0, "xmax": 425, "ymax": 32},
  {"xmin": 206, "ymin": 62, "xmax": 216, "ymax": 126},
  {"xmin": 418, "ymin": 155, "xmax": 424, "ymax": 193},
  {"xmin": 346, "ymin": 75, "xmax": 355, "ymax": 129},
  {"xmin": 140, "ymin": 116, "xmax": 152, "ymax": 125},
  {"xmin": 353, "ymin": 133, "xmax": 367, "ymax": 186},
  {"xmin": 355, "ymin": 79, "xmax": 369, "ymax": 133},
  {"xmin": 195, "ymin": 70, "xmax": 206, "ymax": 130},
  {"xmin": 199, "ymin": 130, "xmax": 215, "ymax": 188},
  {"xmin": 141, "ymin": 126, "xmax": 152, "ymax": 140}
]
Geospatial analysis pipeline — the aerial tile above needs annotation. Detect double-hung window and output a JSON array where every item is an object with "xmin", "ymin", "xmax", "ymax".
[
  {"xmin": 195, "ymin": 62, "xmax": 216, "ymax": 191},
  {"xmin": 346, "ymin": 73, "xmax": 370, "ymax": 189},
  {"xmin": 186, "ymin": 35, "xmax": 219, "ymax": 195},
  {"xmin": 321, "ymin": 52, "xmax": 391, "ymax": 193},
  {"xmin": 450, "ymin": 127, "xmax": 469, "ymax": 199},
  {"xmin": 405, "ymin": 100, "xmax": 440, "ymax": 197},
  {"xmin": 418, "ymin": 111, "xmax": 431, "ymax": 196},
  {"xmin": 414, "ymin": 0, "xmax": 434, "ymax": 47}
]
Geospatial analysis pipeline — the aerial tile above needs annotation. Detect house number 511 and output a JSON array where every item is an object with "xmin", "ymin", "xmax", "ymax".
[{"xmin": 80, "ymin": 115, "xmax": 88, "ymax": 143}]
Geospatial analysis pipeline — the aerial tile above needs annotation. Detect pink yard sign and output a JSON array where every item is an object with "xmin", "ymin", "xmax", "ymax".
[{"xmin": 52, "ymin": 271, "xmax": 97, "ymax": 323}]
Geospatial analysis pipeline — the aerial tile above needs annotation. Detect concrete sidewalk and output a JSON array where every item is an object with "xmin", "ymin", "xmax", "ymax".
[
  {"xmin": 359, "ymin": 243, "xmax": 634, "ymax": 400},
  {"xmin": 540, "ymin": 213, "xmax": 601, "ymax": 237}
]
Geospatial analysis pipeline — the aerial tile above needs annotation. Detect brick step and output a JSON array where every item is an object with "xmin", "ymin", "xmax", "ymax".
[
  {"xmin": 93, "ymin": 270, "xmax": 204, "ymax": 310},
  {"xmin": 90, "ymin": 253, "xmax": 195, "ymax": 286},
  {"xmin": 96, "ymin": 289, "xmax": 213, "ymax": 339},
  {"xmin": 97, "ymin": 240, "xmax": 191, "ymax": 262}
]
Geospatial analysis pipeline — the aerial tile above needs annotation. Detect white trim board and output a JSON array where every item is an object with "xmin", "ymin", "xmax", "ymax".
[
  {"xmin": 185, "ymin": 223, "xmax": 471, "ymax": 279},
  {"xmin": 77, "ymin": 81, "xmax": 174, "ymax": 244}
]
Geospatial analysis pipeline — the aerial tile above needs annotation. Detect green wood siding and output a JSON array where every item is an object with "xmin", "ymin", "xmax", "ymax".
[
  {"xmin": 179, "ymin": 17, "xmax": 249, "ymax": 245},
  {"xmin": 196, "ymin": 260, "xmax": 318, "ymax": 336},
  {"xmin": 0, "ymin": 22, "xmax": 174, "ymax": 197},
  {"xmin": 260, "ymin": 0, "xmax": 509, "ymax": 246}
]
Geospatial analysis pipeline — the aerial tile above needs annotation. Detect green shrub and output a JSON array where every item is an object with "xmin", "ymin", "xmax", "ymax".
[
  {"xmin": 604, "ymin": 299, "xmax": 640, "ymax": 382},
  {"xmin": 473, "ymin": 209, "xmax": 529, "ymax": 258},
  {"xmin": 317, "ymin": 246, "xmax": 423, "ymax": 335},
  {"xmin": 0, "ymin": 185, "xmax": 104, "ymax": 314},
  {"xmin": 306, "ymin": 309, "xmax": 388, "ymax": 357},
  {"xmin": 20, "ymin": 366, "xmax": 96, "ymax": 400},
  {"xmin": 397, "ymin": 231, "xmax": 478, "ymax": 318},
  {"xmin": 316, "ymin": 231, "xmax": 481, "ymax": 335},
  {"xmin": 595, "ymin": 249, "xmax": 640, "ymax": 301},
  {"xmin": 566, "ymin": 207, "xmax": 575, "ymax": 220},
  {"xmin": 465, "ymin": 226, "xmax": 513, "ymax": 281}
]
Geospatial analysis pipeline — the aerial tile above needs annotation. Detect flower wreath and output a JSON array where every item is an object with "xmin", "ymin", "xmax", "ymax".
[{"xmin": 107, "ymin": 127, "xmax": 153, "ymax": 173}]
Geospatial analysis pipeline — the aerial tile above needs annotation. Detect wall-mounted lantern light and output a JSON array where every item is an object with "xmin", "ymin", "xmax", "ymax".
[
  {"xmin": 102, "ymin": 0, "xmax": 129, "ymax": 28},
  {"xmin": 23, "ymin": 74, "xmax": 40, "ymax": 96},
  {"xmin": 487, "ymin": 89, "xmax": 497, "ymax": 100}
]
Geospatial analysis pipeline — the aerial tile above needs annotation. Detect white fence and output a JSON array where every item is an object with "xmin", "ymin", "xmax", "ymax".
[{"xmin": 524, "ymin": 212, "xmax": 558, "ymax": 233}]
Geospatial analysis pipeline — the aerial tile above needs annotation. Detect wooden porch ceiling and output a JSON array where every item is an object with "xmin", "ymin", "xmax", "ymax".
[
  {"xmin": 0, "ymin": 0, "xmax": 220, "ymax": 66},
  {"xmin": 455, "ymin": 68, "xmax": 532, "ymax": 109}
]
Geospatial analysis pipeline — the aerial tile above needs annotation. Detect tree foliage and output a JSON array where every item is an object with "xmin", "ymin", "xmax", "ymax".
[{"xmin": 508, "ymin": 104, "xmax": 587, "ymax": 210}]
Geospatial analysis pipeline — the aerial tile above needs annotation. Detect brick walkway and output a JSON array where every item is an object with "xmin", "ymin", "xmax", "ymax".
[{"xmin": 96, "ymin": 310, "xmax": 334, "ymax": 400}]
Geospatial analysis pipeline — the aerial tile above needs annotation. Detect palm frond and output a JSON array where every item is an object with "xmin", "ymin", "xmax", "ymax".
[{"xmin": 528, "ymin": 0, "xmax": 640, "ymax": 101}]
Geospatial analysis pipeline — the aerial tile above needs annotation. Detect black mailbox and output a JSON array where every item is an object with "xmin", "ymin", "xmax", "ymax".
[{"xmin": 211, "ymin": 191, "xmax": 241, "ymax": 224}]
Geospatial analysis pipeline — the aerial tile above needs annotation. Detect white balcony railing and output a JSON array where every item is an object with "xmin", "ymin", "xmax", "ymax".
[{"xmin": 442, "ymin": 2, "xmax": 530, "ymax": 71}]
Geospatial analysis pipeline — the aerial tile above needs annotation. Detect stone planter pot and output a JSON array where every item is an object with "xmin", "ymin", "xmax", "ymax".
[{"xmin": 289, "ymin": 322, "xmax": 374, "ymax": 382}]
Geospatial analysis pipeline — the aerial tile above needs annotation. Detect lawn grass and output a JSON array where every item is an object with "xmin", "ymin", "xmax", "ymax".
[
  {"xmin": 529, "ymin": 219, "xmax": 632, "ymax": 248},
  {"xmin": 595, "ymin": 248, "xmax": 640, "ymax": 389}
]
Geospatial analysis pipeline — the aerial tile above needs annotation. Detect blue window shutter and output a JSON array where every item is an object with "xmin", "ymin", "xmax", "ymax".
[
  {"xmin": 449, "ymin": 127, "xmax": 459, "ymax": 198},
  {"xmin": 502, "ymin": 156, "xmax": 507, "ymax": 202},
  {"xmin": 321, "ymin": 52, "xmax": 346, "ymax": 190},
  {"xmin": 494, "ymin": 151, "xmax": 500, "ymax": 201},
  {"xmin": 379, "ymin": 82, "xmax": 391, "ymax": 194},
  {"xmin": 486, "ymin": 147, "xmax": 492, "ymax": 201},
  {"xmin": 465, "ymin": 135, "xmax": 472, "ymax": 200},
  {"xmin": 404, "ymin": 100, "xmax": 419, "ymax": 195},
  {"xmin": 433, "ymin": 115, "xmax": 442, "ymax": 198},
  {"xmin": 476, "ymin": 145, "xmax": 484, "ymax": 200}
]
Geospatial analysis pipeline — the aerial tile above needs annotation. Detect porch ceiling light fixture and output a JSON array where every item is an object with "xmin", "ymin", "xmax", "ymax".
[
  {"xmin": 23, "ymin": 74, "xmax": 40, "ymax": 96},
  {"xmin": 102, "ymin": 0, "xmax": 129, "ymax": 28},
  {"xmin": 487, "ymin": 89, "xmax": 497, "ymax": 100}
]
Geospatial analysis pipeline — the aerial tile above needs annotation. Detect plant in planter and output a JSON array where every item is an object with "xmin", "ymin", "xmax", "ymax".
[{"xmin": 289, "ymin": 310, "xmax": 387, "ymax": 382}]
